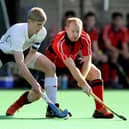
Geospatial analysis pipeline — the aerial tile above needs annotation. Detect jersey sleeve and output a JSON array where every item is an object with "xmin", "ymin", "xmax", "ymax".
[{"xmin": 81, "ymin": 33, "xmax": 92, "ymax": 56}]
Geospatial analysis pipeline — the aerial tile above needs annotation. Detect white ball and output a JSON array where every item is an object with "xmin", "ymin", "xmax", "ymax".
[{"xmin": 64, "ymin": 114, "xmax": 70, "ymax": 120}]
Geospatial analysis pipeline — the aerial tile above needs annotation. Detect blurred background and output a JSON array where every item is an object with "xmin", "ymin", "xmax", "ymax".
[{"xmin": 0, "ymin": 0, "xmax": 129, "ymax": 90}]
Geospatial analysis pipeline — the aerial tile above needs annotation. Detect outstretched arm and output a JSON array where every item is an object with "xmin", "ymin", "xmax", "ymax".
[
  {"xmin": 63, "ymin": 57, "xmax": 91, "ymax": 95},
  {"xmin": 81, "ymin": 55, "xmax": 91, "ymax": 79}
]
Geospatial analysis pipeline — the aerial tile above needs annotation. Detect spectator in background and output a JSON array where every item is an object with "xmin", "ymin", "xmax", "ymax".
[
  {"xmin": 126, "ymin": 13, "xmax": 129, "ymax": 45},
  {"xmin": 61, "ymin": 10, "xmax": 76, "ymax": 29},
  {"xmin": 83, "ymin": 12, "xmax": 108, "ymax": 66},
  {"xmin": 101, "ymin": 12, "xmax": 129, "ymax": 88},
  {"xmin": 83, "ymin": 12, "xmax": 109, "ymax": 88}
]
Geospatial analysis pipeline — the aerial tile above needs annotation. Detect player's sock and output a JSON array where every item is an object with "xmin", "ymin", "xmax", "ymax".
[
  {"xmin": 14, "ymin": 91, "xmax": 31, "ymax": 106},
  {"xmin": 6, "ymin": 91, "xmax": 31, "ymax": 115},
  {"xmin": 90, "ymin": 79, "xmax": 114, "ymax": 118},
  {"xmin": 90, "ymin": 79, "xmax": 104, "ymax": 110},
  {"xmin": 44, "ymin": 77, "xmax": 57, "ymax": 104}
]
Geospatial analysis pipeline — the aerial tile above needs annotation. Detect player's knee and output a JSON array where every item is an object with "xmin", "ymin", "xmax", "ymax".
[
  {"xmin": 51, "ymin": 62, "xmax": 56, "ymax": 73},
  {"xmin": 94, "ymin": 68, "xmax": 102, "ymax": 78},
  {"xmin": 46, "ymin": 62, "xmax": 56, "ymax": 75}
]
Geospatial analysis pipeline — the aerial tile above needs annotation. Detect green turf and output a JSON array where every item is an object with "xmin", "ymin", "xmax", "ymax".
[{"xmin": 0, "ymin": 89, "xmax": 129, "ymax": 129}]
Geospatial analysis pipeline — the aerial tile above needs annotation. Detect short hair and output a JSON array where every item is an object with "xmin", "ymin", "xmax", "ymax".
[
  {"xmin": 27, "ymin": 7, "xmax": 47, "ymax": 22},
  {"xmin": 112, "ymin": 12, "xmax": 123, "ymax": 19},
  {"xmin": 65, "ymin": 17, "xmax": 83, "ymax": 29},
  {"xmin": 84, "ymin": 11, "xmax": 96, "ymax": 19},
  {"xmin": 64, "ymin": 10, "xmax": 76, "ymax": 18}
]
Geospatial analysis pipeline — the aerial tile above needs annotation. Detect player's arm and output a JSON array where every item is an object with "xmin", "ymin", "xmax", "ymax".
[
  {"xmin": 63, "ymin": 57, "xmax": 91, "ymax": 94},
  {"xmin": 13, "ymin": 51, "xmax": 41, "ymax": 93},
  {"xmin": 24, "ymin": 47, "xmax": 37, "ymax": 66},
  {"xmin": 81, "ymin": 55, "xmax": 92, "ymax": 79}
]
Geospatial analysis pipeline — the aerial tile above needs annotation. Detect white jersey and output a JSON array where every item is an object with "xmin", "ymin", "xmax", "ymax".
[{"xmin": 0, "ymin": 23, "xmax": 47, "ymax": 54}]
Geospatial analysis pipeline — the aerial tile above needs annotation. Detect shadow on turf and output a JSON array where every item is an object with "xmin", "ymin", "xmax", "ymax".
[
  {"xmin": 0, "ymin": 115, "xmax": 124, "ymax": 121},
  {"xmin": 0, "ymin": 115, "xmax": 48, "ymax": 120}
]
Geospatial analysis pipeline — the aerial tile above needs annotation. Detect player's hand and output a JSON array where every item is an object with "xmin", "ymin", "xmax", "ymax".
[{"xmin": 82, "ymin": 84, "xmax": 92, "ymax": 96}]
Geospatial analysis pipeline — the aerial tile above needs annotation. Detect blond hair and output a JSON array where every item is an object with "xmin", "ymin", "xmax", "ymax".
[
  {"xmin": 65, "ymin": 17, "xmax": 83, "ymax": 29},
  {"xmin": 27, "ymin": 7, "xmax": 47, "ymax": 22}
]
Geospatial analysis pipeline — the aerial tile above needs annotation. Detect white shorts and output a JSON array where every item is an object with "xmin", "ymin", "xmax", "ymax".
[{"xmin": 28, "ymin": 52, "xmax": 42, "ymax": 69}]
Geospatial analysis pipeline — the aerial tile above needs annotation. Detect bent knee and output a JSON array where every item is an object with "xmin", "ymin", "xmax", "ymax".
[
  {"xmin": 88, "ymin": 67, "xmax": 102, "ymax": 80},
  {"xmin": 95, "ymin": 68, "xmax": 101, "ymax": 77},
  {"xmin": 46, "ymin": 62, "xmax": 56, "ymax": 76}
]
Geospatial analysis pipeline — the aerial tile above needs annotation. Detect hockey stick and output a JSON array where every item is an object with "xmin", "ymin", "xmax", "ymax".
[
  {"xmin": 41, "ymin": 92, "xmax": 69, "ymax": 118},
  {"xmin": 90, "ymin": 91, "xmax": 127, "ymax": 121}
]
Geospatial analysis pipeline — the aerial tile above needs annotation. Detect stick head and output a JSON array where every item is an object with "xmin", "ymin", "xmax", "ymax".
[{"xmin": 119, "ymin": 115, "xmax": 127, "ymax": 121}]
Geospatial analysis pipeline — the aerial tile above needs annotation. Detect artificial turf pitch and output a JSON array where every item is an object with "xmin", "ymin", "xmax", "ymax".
[{"xmin": 0, "ymin": 89, "xmax": 129, "ymax": 129}]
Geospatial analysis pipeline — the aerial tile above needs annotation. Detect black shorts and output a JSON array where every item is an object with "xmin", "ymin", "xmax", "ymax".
[
  {"xmin": 0, "ymin": 49, "xmax": 15, "ymax": 65},
  {"xmin": 56, "ymin": 55, "xmax": 84, "ymax": 76},
  {"xmin": 0, "ymin": 49, "xmax": 29, "ymax": 66}
]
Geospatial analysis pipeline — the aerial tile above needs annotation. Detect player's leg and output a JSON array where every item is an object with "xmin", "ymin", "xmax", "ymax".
[
  {"xmin": 6, "ymin": 90, "xmax": 41, "ymax": 116},
  {"xmin": 6, "ymin": 51, "xmax": 70, "ymax": 118},
  {"xmin": 6, "ymin": 52, "xmax": 54, "ymax": 116},
  {"xmin": 87, "ymin": 64, "xmax": 114, "ymax": 118},
  {"xmin": 32, "ymin": 52, "xmax": 69, "ymax": 118},
  {"xmin": 6, "ymin": 52, "xmax": 44, "ymax": 116},
  {"xmin": 33, "ymin": 52, "xmax": 57, "ymax": 105}
]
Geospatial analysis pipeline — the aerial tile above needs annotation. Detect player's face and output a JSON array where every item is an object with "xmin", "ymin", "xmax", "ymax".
[
  {"xmin": 85, "ymin": 16, "xmax": 95, "ymax": 28},
  {"xmin": 28, "ymin": 20, "xmax": 45, "ymax": 34},
  {"xmin": 65, "ymin": 22, "xmax": 81, "ymax": 42},
  {"xmin": 113, "ymin": 16, "xmax": 123, "ymax": 28}
]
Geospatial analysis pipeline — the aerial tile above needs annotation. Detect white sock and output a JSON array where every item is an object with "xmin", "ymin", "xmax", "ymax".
[{"xmin": 44, "ymin": 77, "xmax": 57, "ymax": 104}]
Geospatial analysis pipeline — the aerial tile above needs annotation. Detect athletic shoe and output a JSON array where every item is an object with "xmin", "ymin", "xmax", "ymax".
[
  {"xmin": 46, "ymin": 103, "xmax": 61, "ymax": 118},
  {"xmin": 46, "ymin": 103, "xmax": 72, "ymax": 118},
  {"xmin": 6, "ymin": 103, "xmax": 20, "ymax": 116},
  {"xmin": 93, "ymin": 107, "xmax": 114, "ymax": 119}
]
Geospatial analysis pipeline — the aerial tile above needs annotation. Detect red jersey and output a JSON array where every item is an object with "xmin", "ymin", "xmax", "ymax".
[
  {"xmin": 102, "ymin": 25, "xmax": 128, "ymax": 47},
  {"xmin": 127, "ymin": 27, "xmax": 129, "ymax": 43},
  {"xmin": 87, "ymin": 27, "xmax": 98, "ymax": 44},
  {"xmin": 46, "ymin": 31, "xmax": 91, "ymax": 68}
]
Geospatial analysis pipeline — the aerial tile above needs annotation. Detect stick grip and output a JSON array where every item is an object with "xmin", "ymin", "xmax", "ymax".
[{"xmin": 41, "ymin": 92, "xmax": 53, "ymax": 104}]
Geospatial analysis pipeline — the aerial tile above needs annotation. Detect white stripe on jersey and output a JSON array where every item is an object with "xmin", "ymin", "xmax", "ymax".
[
  {"xmin": 57, "ymin": 35, "xmax": 67, "ymax": 60},
  {"xmin": 81, "ymin": 33, "xmax": 91, "ymax": 55}
]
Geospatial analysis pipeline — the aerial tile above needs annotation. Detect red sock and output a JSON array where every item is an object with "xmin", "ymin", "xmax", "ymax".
[
  {"xmin": 15, "ymin": 91, "xmax": 31, "ymax": 107},
  {"xmin": 90, "ymin": 79, "xmax": 104, "ymax": 111}
]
